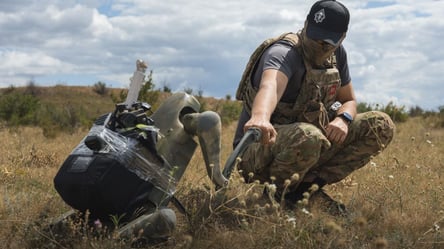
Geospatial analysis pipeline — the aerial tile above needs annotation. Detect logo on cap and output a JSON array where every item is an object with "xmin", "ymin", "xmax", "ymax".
[{"xmin": 314, "ymin": 8, "xmax": 326, "ymax": 23}]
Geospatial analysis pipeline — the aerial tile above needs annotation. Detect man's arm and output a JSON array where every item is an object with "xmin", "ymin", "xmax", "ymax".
[
  {"xmin": 244, "ymin": 69, "xmax": 288, "ymax": 144},
  {"xmin": 325, "ymin": 81, "xmax": 357, "ymax": 144},
  {"xmin": 337, "ymin": 82, "xmax": 357, "ymax": 117}
]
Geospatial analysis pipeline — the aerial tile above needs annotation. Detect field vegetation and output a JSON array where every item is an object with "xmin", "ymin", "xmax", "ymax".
[{"xmin": 0, "ymin": 83, "xmax": 443, "ymax": 248}]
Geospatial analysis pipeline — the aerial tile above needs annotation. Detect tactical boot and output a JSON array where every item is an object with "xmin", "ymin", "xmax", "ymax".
[
  {"xmin": 283, "ymin": 177, "xmax": 327, "ymax": 209},
  {"xmin": 309, "ymin": 189, "xmax": 347, "ymax": 216},
  {"xmin": 282, "ymin": 177, "xmax": 347, "ymax": 216}
]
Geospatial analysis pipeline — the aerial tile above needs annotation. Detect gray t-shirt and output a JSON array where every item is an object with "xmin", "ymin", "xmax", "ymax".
[{"xmin": 233, "ymin": 40, "xmax": 351, "ymax": 147}]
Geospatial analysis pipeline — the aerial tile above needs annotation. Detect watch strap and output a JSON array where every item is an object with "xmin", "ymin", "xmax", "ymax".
[{"xmin": 338, "ymin": 112, "xmax": 353, "ymax": 124}]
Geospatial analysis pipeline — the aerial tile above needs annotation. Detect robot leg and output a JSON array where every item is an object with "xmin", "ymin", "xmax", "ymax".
[{"xmin": 116, "ymin": 208, "xmax": 176, "ymax": 241}]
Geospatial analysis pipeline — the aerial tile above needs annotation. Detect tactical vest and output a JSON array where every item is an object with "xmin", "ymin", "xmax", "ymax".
[{"xmin": 235, "ymin": 32, "xmax": 341, "ymax": 132}]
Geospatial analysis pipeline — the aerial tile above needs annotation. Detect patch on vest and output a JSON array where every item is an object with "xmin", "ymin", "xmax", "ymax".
[{"xmin": 329, "ymin": 84, "xmax": 338, "ymax": 96}]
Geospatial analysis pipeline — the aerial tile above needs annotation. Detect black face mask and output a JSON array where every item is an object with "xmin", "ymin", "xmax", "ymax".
[{"xmin": 300, "ymin": 28, "xmax": 343, "ymax": 68}]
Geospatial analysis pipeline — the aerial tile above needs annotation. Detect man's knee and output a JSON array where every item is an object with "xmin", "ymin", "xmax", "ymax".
[
  {"xmin": 355, "ymin": 111, "xmax": 395, "ymax": 150},
  {"xmin": 272, "ymin": 123, "xmax": 331, "ymax": 175},
  {"xmin": 275, "ymin": 123, "xmax": 331, "ymax": 153}
]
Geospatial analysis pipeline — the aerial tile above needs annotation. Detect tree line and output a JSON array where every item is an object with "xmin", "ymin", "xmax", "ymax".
[{"xmin": 1, "ymin": 77, "xmax": 443, "ymax": 137}]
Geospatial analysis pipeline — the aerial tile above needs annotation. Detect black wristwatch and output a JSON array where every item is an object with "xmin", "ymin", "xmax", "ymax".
[{"xmin": 338, "ymin": 112, "xmax": 353, "ymax": 125}]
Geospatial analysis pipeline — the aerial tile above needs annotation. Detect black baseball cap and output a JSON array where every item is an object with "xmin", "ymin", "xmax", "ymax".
[{"xmin": 306, "ymin": 0, "xmax": 350, "ymax": 46}]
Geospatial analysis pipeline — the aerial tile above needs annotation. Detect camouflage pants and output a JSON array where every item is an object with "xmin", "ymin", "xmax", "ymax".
[{"xmin": 238, "ymin": 111, "xmax": 395, "ymax": 193}]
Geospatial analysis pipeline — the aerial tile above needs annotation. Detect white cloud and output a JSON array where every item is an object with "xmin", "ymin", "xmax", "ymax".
[
  {"xmin": 0, "ymin": 50, "xmax": 71, "ymax": 77},
  {"xmin": 0, "ymin": 0, "xmax": 443, "ymax": 110},
  {"xmin": 88, "ymin": 9, "xmax": 114, "ymax": 37}
]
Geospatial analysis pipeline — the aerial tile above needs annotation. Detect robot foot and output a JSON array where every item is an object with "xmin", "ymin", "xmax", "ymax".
[{"xmin": 117, "ymin": 208, "xmax": 176, "ymax": 242}]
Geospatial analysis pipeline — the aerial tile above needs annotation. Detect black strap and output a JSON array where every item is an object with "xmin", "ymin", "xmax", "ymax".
[{"xmin": 171, "ymin": 196, "xmax": 189, "ymax": 218}]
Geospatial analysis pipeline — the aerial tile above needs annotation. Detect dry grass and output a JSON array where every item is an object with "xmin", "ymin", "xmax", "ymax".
[{"xmin": 0, "ymin": 116, "xmax": 443, "ymax": 249}]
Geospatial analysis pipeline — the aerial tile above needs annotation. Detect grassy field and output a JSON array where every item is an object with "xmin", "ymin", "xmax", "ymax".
[{"xmin": 0, "ymin": 111, "xmax": 443, "ymax": 248}]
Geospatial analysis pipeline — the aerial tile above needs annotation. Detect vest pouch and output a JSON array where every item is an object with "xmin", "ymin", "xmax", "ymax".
[{"xmin": 299, "ymin": 100, "xmax": 329, "ymax": 133}]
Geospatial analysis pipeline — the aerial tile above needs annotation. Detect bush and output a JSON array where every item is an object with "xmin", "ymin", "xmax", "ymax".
[
  {"xmin": 0, "ymin": 91, "xmax": 40, "ymax": 126},
  {"xmin": 138, "ymin": 71, "xmax": 160, "ymax": 109},
  {"xmin": 219, "ymin": 100, "xmax": 242, "ymax": 125},
  {"xmin": 357, "ymin": 102, "xmax": 374, "ymax": 113},
  {"xmin": 381, "ymin": 101, "xmax": 408, "ymax": 123},
  {"xmin": 112, "ymin": 71, "xmax": 160, "ymax": 107},
  {"xmin": 357, "ymin": 101, "xmax": 409, "ymax": 123},
  {"xmin": 111, "ymin": 89, "xmax": 128, "ymax": 104},
  {"xmin": 162, "ymin": 84, "xmax": 172, "ymax": 93},
  {"xmin": 93, "ymin": 81, "xmax": 108, "ymax": 95},
  {"xmin": 409, "ymin": 105, "xmax": 424, "ymax": 117},
  {"xmin": 24, "ymin": 80, "xmax": 41, "ymax": 96},
  {"xmin": 36, "ymin": 103, "xmax": 85, "ymax": 137}
]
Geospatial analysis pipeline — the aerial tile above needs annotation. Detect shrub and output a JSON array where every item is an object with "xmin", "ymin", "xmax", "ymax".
[
  {"xmin": 138, "ymin": 71, "xmax": 160, "ymax": 109},
  {"xmin": 357, "ymin": 102, "xmax": 374, "ymax": 113},
  {"xmin": 0, "ymin": 91, "xmax": 40, "ymax": 126},
  {"xmin": 36, "ymin": 103, "xmax": 81, "ymax": 137},
  {"xmin": 219, "ymin": 100, "xmax": 242, "ymax": 125},
  {"xmin": 357, "ymin": 101, "xmax": 409, "ymax": 123},
  {"xmin": 24, "ymin": 80, "xmax": 41, "ymax": 96},
  {"xmin": 111, "ymin": 89, "xmax": 128, "ymax": 104},
  {"xmin": 381, "ymin": 101, "xmax": 408, "ymax": 123},
  {"xmin": 409, "ymin": 105, "xmax": 424, "ymax": 117},
  {"xmin": 112, "ymin": 71, "xmax": 160, "ymax": 109},
  {"xmin": 93, "ymin": 81, "xmax": 108, "ymax": 95},
  {"xmin": 162, "ymin": 84, "xmax": 172, "ymax": 93}
]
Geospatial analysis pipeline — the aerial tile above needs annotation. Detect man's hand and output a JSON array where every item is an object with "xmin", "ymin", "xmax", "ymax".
[
  {"xmin": 325, "ymin": 117, "xmax": 349, "ymax": 144},
  {"xmin": 326, "ymin": 82, "xmax": 357, "ymax": 144},
  {"xmin": 244, "ymin": 118, "xmax": 277, "ymax": 145}
]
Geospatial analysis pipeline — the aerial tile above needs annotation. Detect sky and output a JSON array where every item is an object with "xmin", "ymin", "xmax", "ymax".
[{"xmin": 0, "ymin": 0, "xmax": 443, "ymax": 110}]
